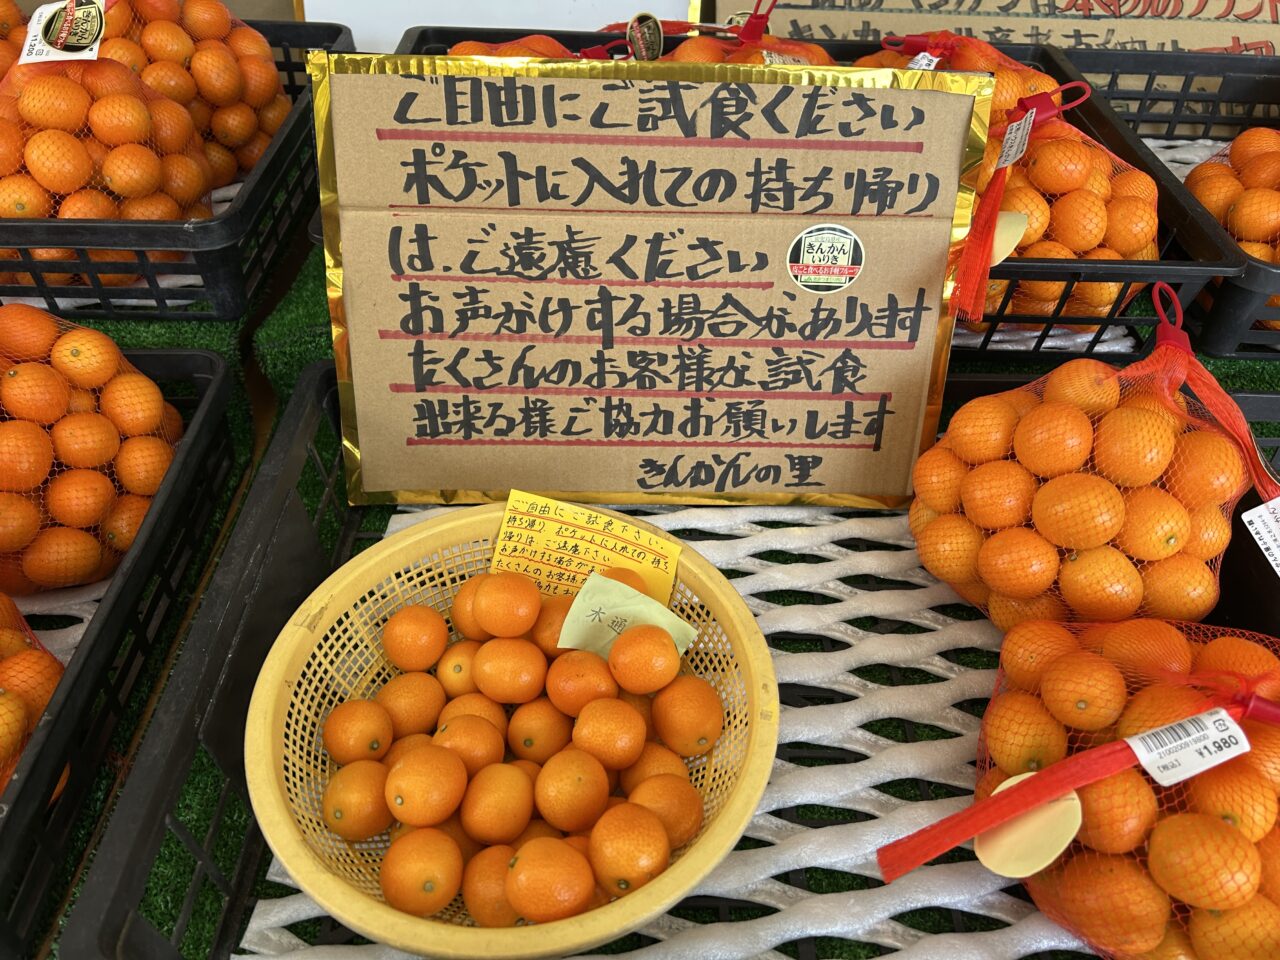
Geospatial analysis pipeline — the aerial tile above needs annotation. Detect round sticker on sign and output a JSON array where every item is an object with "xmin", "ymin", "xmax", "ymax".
[{"xmin": 787, "ymin": 224, "xmax": 865, "ymax": 294}]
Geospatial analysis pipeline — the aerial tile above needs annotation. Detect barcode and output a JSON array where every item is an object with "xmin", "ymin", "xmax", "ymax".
[{"xmin": 1138, "ymin": 715, "xmax": 1209, "ymax": 752}]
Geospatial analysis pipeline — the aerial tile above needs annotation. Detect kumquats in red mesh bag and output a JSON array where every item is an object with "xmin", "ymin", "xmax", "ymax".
[
  {"xmin": 909, "ymin": 284, "xmax": 1279, "ymax": 628},
  {"xmin": 853, "ymin": 31, "xmax": 1059, "ymax": 129},
  {"xmin": 0, "ymin": 0, "xmax": 25, "ymax": 78},
  {"xmin": 0, "ymin": 303, "xmax": 182, "ymax": 594},
  {"xmin": 0, "ymin": 0, "xmax": 285, "ymax": 267},
  {"xmin": 950, "ymin": 84, "xmax": 1163, "ymax": 329},
  {"xmin": 0, "ymin": 589, "xmax": 65, "ymax": 790},
  {"xmin": 658, "ymin": 1, "xmax": 834, "ymax": 65},
  {"xmin": 878, "ymin": 618, "xmax": 1280, "ymax": 959}
]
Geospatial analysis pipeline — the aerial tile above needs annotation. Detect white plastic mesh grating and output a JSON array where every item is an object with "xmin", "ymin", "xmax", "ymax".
[{"xmin": 238, "ymin": 505, "xmax": 1089, "ymax": 960}]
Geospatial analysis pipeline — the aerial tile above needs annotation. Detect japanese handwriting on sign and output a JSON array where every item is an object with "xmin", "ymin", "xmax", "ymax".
[
  {"xmin": 325, "ymin": 61, "xmax": 973, "ymax": 501},
  {"xmin": 491, "ymin": 492, "xmax": 680, "ymax": 598}
]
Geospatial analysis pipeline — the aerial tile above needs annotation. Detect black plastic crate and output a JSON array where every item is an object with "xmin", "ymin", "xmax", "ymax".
[
  {"xmin": 0, "ymin": 21, "xmax": 354, "ymax": 323},
  {"xmin": 60, "ymin": 359, "xmax": 1280, "ymax": 959},
  {"xmin": 392, "ymin": 28, "xmax": 1242, "ymax": 360},
  {"xmin": 0, "ymin": 350, "xmax": 234, "ymax": 957},
  {"xmin": 1062, "ymin": 49, "xmax": 1280, "ymax": 358}
]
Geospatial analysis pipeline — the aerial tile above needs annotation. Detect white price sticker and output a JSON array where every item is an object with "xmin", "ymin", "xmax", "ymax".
[
  {"xmin": 1243, "ymin": 497, "xmax": 1280, "ymax": 579},
  {"xmin": 18, "ymin": 0, "xmax": 105, "ymax": 65},
  {"xmin": 996, "ymin": 108, "xmax": 1036, "ymax": 169},
  {"xmin": 906, "ymin": 52, "xmax": 940, "ymax": 69},
  {"xmin": 1126, "ymin": 707, "xmax": 1250, "ymax": 787},
  {"xmin": 762, "ymin": 50, "xmax": 807, "ymax": 65}
]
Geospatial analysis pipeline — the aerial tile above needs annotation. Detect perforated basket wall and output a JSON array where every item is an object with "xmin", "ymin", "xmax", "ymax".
[{"xmin": 246, "ymin": 503, "xmax": 776, "ymax": 959}]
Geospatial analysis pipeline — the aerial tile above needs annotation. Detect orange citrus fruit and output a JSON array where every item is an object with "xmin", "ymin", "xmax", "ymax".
[
  {"xmin": 628, "ymin": 773, "xmax": 703, "ymax": 849},
  {"xmin": 1149, "ymin": 812, "xmax": 1262, "ymax": 910},
  {"xmin": 473, "ymin": 637, "xmax": 547, "ymax": 705},
  {"xmin": 1184, "ymin": 505, "xmax": 1231, "ymax": 560},
  {"xmin": 1075, "ymin": 768, "xmax": 1157, "ymax": 854},
  {"xmin": 436, "ymin": 639, "xmax": 480, "ymax": 698},
  {"xmin": 1032, "ymin": 473, "xmax": 1125, "ymax": 549},
  {"xmin": 620, "ymin": 741, "xmax": 689, "ymax": 795},
  {"xmin": 505, "ymin": 836, "xmax": 596, "ymax": 922},
  {"xmin": 449, "ymin": 573, "xmax": 491, "ymax": 640},
  {"xmin": 988, "ymin": 592, "xmax": 1069, "ymax": 632},
  {"xmin": 652, "ymin": 675, "xmax": 723, "ymax": 757},
  {"xmin": 1040, "ymin": 650, "xmax": 1127, "ymax": 730},
  {"xmin": 944, "ymin": 395, "xmax": 1020, "ymax": 465},
  {"xmin": 915, "ymin": 513, "xmax": 985, "ymax": 584},
  {"xmin": 380, "ymin": 827, "xmax": 463, "ymax": 916},
  {"xmin": 1230, "ymin": 128, "xmax": 1280, "ymax": 170},
  {"xmin": 1013, "ymin": 401, "xmax": 1093, "ymax": 477},
  {"xmin": 572, "ymin": 697, "xmax": 647, "ymax": 770},
  {"xmin": 608, "ymin": 624, "xmax": 680, "ymax": 695},
  {"xmin": 438, "ymin": 691, "xmax": 507, "ymax": 738},
  {"xmin": 383, "ymin": 742, "xmax": 467, "ymax": 827},
  {"xmin": 976, "ymin": 527, "xmax": 1059, "ymax": 599},
  {"xmin": 982, "ymin": 690, "xmax": 1068, "ymax": 774},
  {"xmin": 22, "ymin": 527, "xmax": 101, "ymax": 588},
  {"xmin": 460, "ymin": 762, "xmax": 534, "ymax": 846},
  {"xmin": 1141, "ymin": 555, "xmax": 1217, "ymax": 621},
  {"xmin": 381, "ymin": 604, "xmax": 448, "ymax": 672},
  {"xmin": 1116, "ymin": 488, "xmax": 1190, "ymax": 561},
  {"xmin": 1058, "ymin": 546, "xmax": 1143, "ymax": 620},
  {"xmin": 911, "ymin": 446, "xmax": 967, "ymax": 513},
  {"xmin": 1093, "ymin": 407, "xmax": 1176, "ymax": 487},
  {"xmin": 959, "ymin": 460, "xmax": 1037, "ymax": 529},
  {"xmin": 1043, "ymin": 358, "xmax": 1121, "ymax": 418},
  {"xmin": 999, "ymin": 620, "xmax": 1078, "ymax": 692},
  {"xmin": 1189, "ymin": 893, "xmax": 1280, "ymax": 960},
  {"xmin": 507, "ymin": 697, "xmax": 572, "ymax": 764},
  {"xmin": 322, "ymin": 699, "xmax": 392, "ymax": 765},
  {"xmin": 473, "ymin": 571, "xmax": 542, "ymax": 637},
  {"xmin": 433, "ymin": 713, "xmax": 504, "ymax": 778},
  {"xmin": 1188, "ymin": 759, "xmax": 1279, "ymax": 842},
  {"xmin": 1052, "ymin": 854, "xmax": 1171, "ymax": 956},
  {"xmin": 534, "ymin": 747, "xmax": 609, "ymax": 832},
  {"xmin": 1164, "ymin": 431, "xmax": 1246, "ymax": 509},
  {"xmin": 529, "ymin": 593, "xmax": 572, "ymax": 659},
  {"xmin": 1026, "ymin": 139, "xmax": 1092, "ymax": 195},
  {"xmin": 588, "ymin": 801, "xmax": 670, "ymax": 897},
  {"xmin": 321, "ymin": 759, "xmax": 392, "ymax": 841},
  {"xmin": 545, "ymin": 649, "xmax": 618, "ymax": 718},
  {"xmin": 462, "ymin": 844, "xmax": 520, "ymax": 927},
  {"xmin": 374, "ymin": 672, "xmax": 444, "ymax": 739},
  {"xmin": 0, "ymin": 648, "xmax": 62, "ymax": 731}
]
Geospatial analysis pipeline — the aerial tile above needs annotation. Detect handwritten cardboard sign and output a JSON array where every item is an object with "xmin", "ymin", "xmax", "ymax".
[
  {"xmin": 749, "ymin": 2, "xmax": 1280, "ymax": 56},
  {"xmin": 311, "ymin": 54, "xmax": 990, "ymax": 505}
]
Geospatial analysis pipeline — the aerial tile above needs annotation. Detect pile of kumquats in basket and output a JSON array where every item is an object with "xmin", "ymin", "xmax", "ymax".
[
  {"xmin": 316, "ymin": 566, "xmax": 722, "ymax": 925},
  {"xmin": 880, "ymin": 298, "xmax": 1280, "ymax": 960}
]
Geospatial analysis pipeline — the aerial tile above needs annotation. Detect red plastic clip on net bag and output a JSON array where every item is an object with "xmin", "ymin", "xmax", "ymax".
[
  {"xmin": 0, "ymin": 589, "xmax": 64, "ymax": 786},
  {"xmin": 909, "ymin": 282, "xmax": 1280, "ymax": 627},
  {"xmin": 879, "ymin": 618, "xmax": 1280, "ymax": 959},
  {"xmin": 0, "ymin": 303, "xmax": 183, "ymax": 595}
]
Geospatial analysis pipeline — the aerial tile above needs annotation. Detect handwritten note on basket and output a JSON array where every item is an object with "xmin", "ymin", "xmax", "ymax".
[{"xmin": 490, "ymin": 491, "xmax": 680, "ymax": 601}]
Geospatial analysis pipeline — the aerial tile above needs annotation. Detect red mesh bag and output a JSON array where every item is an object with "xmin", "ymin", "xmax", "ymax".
[
  {"xmin": 0, "ymin": 0, "xmax": 286, "ymax": 287},
  {"xmin": 879, "ymin": 617, "xmax": 1280, "ymax": 959},
  {"xmin": 0, "ymin": 588, "xmax": 64, "ymax": 785},
  {"xmin": 1184, "ymin": 129, "xmax": 1280, "ymax": 329},
  {"xmin": 0, "ymin": 302, "xmax": 182, "ymax": 595},
  {"xmin": 868, "ymin": 33, "xmax": 1163, "ymax": 328},
  {"xmin": 0, "ymin": 0, "xmax": 26, "ymax": 77},
  {"xmin": 909, "ymin": 284, "xmax": 1280, "ymax": 627}
]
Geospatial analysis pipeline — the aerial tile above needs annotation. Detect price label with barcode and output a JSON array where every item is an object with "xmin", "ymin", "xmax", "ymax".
[
  {"xmin": 907, "ymin": 52, "xmax": 940, "ymax": 70},
  {"xmin": 1125, "ymin": 707, "xmax": 1250, "ymax": 787},
  {"xmin": 997, "ymin": 108, "xmax": 1036, "ymax": 169}
]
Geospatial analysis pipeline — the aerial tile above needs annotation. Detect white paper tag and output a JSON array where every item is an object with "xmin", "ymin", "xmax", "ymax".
[
  {"xmin": 18, "ymin": 0, "xmax": 105, "ymax": 64},
  {"xmin": 1125, "ymin": 707, "xmax": 1250, "ymax": 787},
  {"xmin": 907, "ymin": 52, "xmax": 940, "ymax": 70},
  {"xmin": 996, "ymin": 108, "xmax": 1036, "ymax": 169},
  {"xmin": 1243, "ymin": 498, "xmax": 1280, "ymax": 578},
  {"xmin": 762, "ymin": 50, "xmax": 806, "ymax": 65},
  {"xmin": 557, "ymin": 572, "xmax": 697, "ymax": 658}
]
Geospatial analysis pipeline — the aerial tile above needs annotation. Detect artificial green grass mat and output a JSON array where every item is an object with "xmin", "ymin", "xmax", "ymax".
[{"xmin": 252, "ymin": 245, "xmax": 333, "ymax": 398}]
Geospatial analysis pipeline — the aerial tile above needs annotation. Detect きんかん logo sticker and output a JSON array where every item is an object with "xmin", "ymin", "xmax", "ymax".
[{"xmin": 787, "ymin": 223, "xmax": 865, "ymax": 294}]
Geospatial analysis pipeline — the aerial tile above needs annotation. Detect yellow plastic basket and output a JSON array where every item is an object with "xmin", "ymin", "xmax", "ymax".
[{"xmin": 245, "ymin": 503, "xmax": 779, "ymax": 958}]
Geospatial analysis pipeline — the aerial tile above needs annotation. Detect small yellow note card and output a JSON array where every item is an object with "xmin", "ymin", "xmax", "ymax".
[
  {"xmin": 490, "ymin": 491, "xmax": 681, "ymax": 602},
  {"xmin": 557, "ymin": 573, "xmax": 698, "ymax": 658}
]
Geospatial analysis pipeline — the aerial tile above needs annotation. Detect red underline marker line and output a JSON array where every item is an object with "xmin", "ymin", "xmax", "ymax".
[
  {"xmin": 389, "ymin": 274, "xmax": 773, "ymax": 288},
  {"xmin": 405, "ymin": 438, "xmax": 876, "ymax": 448},
  {"xmin": 377, "ymin": 331, "xmax": 916, "ymax": 350},
  {"xmin": 387, "ymin": 205, "xmax": 933, "ymax": 218},
  {"xmin": 375, "ymin": 128, "xmax": 925, "ymax": 153},
  {"xmin": 389, "ymin": 384, "xmax": 890, "ymax": 401}
]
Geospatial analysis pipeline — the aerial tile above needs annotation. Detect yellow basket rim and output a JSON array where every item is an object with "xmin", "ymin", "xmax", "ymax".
[{"xmin": 245, "ymin": 503, "xmax": 779, "ymax": 959}]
